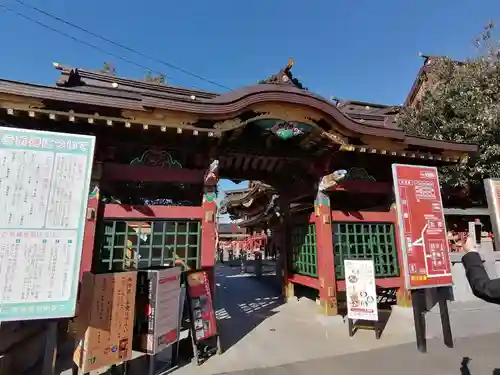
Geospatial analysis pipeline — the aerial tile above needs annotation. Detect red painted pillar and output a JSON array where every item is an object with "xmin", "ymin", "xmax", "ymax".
[
  {"xmin": 315, "ymin": 190, "xmax": 338, "ymax": 315},
  {"xmin": 201, "ymin": 189, "xmax": 217, "ymax": 268},
  {"xmin": 200, "ymin": 160, "xmax": 218, "ymax": 294},
  {"xmin": 80, "ymin": 185, "xmax": 99, "ymax": 279},
  {"xmin": 392, "ymin": 205, "xmax": 412, "ymax": 307},
  {"xmin": 80, "ymin": 162, "xmax": 103, "ymax": 280},
  {"xmin": 277, "ymin": 197, "xmax": 292, "ymax": 299}
]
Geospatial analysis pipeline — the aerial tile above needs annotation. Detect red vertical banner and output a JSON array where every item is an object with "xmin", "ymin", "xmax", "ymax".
[{"xmin": 392, "ymin": 164, "xmax": 453, "ymax": 289}]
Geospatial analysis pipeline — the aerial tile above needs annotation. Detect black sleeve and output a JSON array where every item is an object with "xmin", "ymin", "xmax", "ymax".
[{"xmin": 462, "ymin": 251, "xmax": 500, "ymax": 304}]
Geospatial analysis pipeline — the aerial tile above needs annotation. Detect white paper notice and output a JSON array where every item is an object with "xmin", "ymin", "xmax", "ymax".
[
  {"xmin": 155, "ymin": 267, "xmax": 182, "ymax": 353},
  {"xmin": 0, "ymin": 127, "xmax": 95, "ymax": 321},
  {"xmin": 0, "ymin": 231, "xmax": 76, "ymax": 303},
  {"xmin": 344, "ymin": 259, "xmax": 378, "ymax": 321}
]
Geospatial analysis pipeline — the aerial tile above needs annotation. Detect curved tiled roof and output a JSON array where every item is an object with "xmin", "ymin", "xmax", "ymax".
[
  {"xmin": 0, "ymin": 63, "xmax": 477, "ymax": 153},
  {"xmin": 55, "ymin": 66, "xmax": 459, "ymax": 147}
]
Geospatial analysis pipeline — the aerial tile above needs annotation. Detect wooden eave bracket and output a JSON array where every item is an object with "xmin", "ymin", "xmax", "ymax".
[
  {"xmin": 0, "ymin": 106, "xmax": 221, "ymax": 137},
  {"xmin": 337, "ymin": 143, "xmax": 463, "ymax": 162}
]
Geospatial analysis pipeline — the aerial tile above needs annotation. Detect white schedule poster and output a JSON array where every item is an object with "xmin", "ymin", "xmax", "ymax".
[
  {"xmin": 344, "ymin": 259, "xmax": 378, "ymax": 321},
  {"xmin": 0, "ymin": 126, "xmax": 95, "ymax": 321}
]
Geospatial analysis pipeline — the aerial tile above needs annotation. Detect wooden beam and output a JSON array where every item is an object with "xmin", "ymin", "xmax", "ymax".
[
  {"xmin": 266, "ymin": 158, "xmax": 278, "ymax": 172},
  {"xmin": 251, "ymin": 157, "xmax": 261, "ymax": 170},
  {"xmin": 104, "ymin": 204, "xmax": 204, "ymax": 219},
  {"xmin": 337, "ymin": 276, "xmax": 403, "ymax": 291},
  {"xmin": 103, "ymin": 163, "xmax": 205, "ymax": 183},
  {"xmin": 288, "ymin": 273, "xmax": 320, "ymax": 289},
  {"xmin": 327, "ymin": 180, "xmax": 392, "ymax": 194},
  {"xmin": 331, "ymin": 209, "xmax": 397, "ymax": 222},
  {"xmin": 443, "ymin": 207, "xmax": 490, "ymax": 216},
  {"xmin": 218, "ymin": 234, "xmax": 249, "ymax": 238},
  {"xmin": 288, "ymin": 274, "xmax": 404, "ymax": 292},
  {"xmin": 274, "ymin": 159, "xmax": 285, "ymax": 171},
  {"xmin": 233, "ymin": 155, "xmax": 242, "ymax": 169},
  {"xmin": 242, "ymin": 156, "xmax": 252, "ymax": 171}
]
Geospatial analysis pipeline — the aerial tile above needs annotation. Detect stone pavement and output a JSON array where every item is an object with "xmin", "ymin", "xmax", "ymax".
[
  {"xmin": 173, "ymin": 265, "xmax": 500, "ymax": 375},
  {"xmin": 426, "ymin": 299, "xmax": 500, "ymax": 339},
  {"xmin": 62, "ymin": 264, "xmax": 500, "ymax": 375},
  {"xmin": 174, "ymin": 266, "xmax": 413, "ymax": 375},
  {"xmin": 223, "ymin": 333, "xmax": 500, "ymax": 375}
]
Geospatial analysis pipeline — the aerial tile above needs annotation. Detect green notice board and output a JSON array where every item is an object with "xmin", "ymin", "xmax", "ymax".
[{"xmin": 0, "ymin": 126, "xmax": 95, "ymax": 321}]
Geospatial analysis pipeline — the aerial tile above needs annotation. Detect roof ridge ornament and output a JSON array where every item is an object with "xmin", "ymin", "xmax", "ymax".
[{"xmin": 259, "ymin": 58, "xmax": 307, "ymax": 90}]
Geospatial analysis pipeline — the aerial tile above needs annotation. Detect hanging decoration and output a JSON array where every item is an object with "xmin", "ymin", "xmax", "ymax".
[
  {"xmin": 344, "ymin": 167, "xmax": 376, "ymax": 181},
  {"xmin": 318, "ymin": 169, "xmax": 348, "ymax": 191},
  {"xmin": 270, "ymin": 121, "xmax": 304, "ymax": 140},
  {"xmin": 203, "ymin": 192, "xmax": 217, "ymax": 204},
  {"xmin": 204, "ymin": 160, "xmax": 219, "ymax": 185},
  {"xmin": 317, "ymin": 167, "xmax": 376, "ymax": 192},
  {"xmin": 130, "ymin": 149, "xmax": 182, "ymax": 168},
  {"xmin": 88, "ymin": 184, "xmax": 100, "ymax": 200},
  {"xmin": 143, "ymin": 199, "xmax": 193, "ymax": 206}
]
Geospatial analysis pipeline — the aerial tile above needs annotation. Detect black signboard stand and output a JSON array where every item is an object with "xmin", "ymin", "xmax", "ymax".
[
  {"xmin": 347, "ymin": 318, "xmax": 382, "ymax": 340},
  {"xmin": 72, "ymin": 363, "xmax": 127, "ymax": 375},
  {"xmin": 42, "ymin": 320, "xmax": 58, "ymax": 375},
  {"xmin": 437, "ymin": 287, "xmax": 453, "ymax": 349},
  {"xmin": 411, "ymin": 287, "xmax": 453, "ymax": 353},
  {"xmin": 391, "ymin": 164, "xmax": 456, "ymax": 354},
  {"xmin": 411, "ymin": 289, "xmax": 427, "ymax": 353},
  {"xmin": 184, "ymin": 269, "xmax": 221, "ymax": 366},
  {"xmin": 344, "ymin": 259, "xmax": 382, "ymax": 340}
]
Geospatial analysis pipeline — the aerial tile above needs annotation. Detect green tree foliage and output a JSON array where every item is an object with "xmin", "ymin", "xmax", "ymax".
[
  {"xmin": 397, "ymin": 22, "xmax": 500, "ymax": 191},
  {"xmin": 100, "ymin": 62, "xmax": 117, "ymax": 76},
  {"xmin": 98, "ymin": 63, "xmax": 166, "ymax": 85},
  {"xmin": 144, "ymin": 70, "xmax": 166, "ymax": 84}
]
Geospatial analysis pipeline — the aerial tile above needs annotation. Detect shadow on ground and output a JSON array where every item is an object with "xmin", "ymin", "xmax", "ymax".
[
  {"xmin": 214, "ymin": 264, "xmax": 284, "ymax": 352},
  {"xmin": 218, "ymin": 334, "xmax": 500, "ymax": 375},
  {"xmin": 462, "ymin": 357, "xmax": 500, "ymax": 375}
]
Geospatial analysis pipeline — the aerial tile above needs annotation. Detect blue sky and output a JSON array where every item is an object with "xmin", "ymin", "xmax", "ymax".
[{"xmin": 1, "ymin": 0, "xmax": 498, "ymax": 221}]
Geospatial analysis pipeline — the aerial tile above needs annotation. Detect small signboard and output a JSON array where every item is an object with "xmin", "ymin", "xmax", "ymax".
[
  {"xmin": 186, "ymin": 270, "xmax": 217, "ymax": 342},
  {"xmin": 344, "ymin": 259, "xmax": 378, "ymax": 321},
  {"xmin": 484, "ymin": 178, "xmax": 500, "ymax": 251},
  {"xmin": 392, "ymin": 164, "xmax": 453, "ymax": 290},
  {"xmin": 134, "ymin": 267, "xmax": 182, "ymax": 355},
  {"xmin": 0, "ymin": 126, "xmax": 95, "ymax": 320},
  {"xmin": 73, "ymin": 271, "xmax": 137, "ymax": 373}
]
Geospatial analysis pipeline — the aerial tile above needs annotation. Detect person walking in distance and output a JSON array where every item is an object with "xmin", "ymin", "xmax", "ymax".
[{"xmin": 462, "ymin": 236, "xmax": 500, "ymax": 304}]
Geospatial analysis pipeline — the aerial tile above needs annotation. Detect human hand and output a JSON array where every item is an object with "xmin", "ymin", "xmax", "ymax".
[{"xmin": 462, "ymin": 236, "xmax": 477, "ymax": 253}]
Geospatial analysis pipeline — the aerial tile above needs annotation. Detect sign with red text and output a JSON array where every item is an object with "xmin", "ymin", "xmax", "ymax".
[{"xmin": 392, "ymin": 164, "xmax": 452, "ymax": 289}]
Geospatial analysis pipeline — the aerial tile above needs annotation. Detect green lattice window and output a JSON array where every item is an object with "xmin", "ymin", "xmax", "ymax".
[
  {"xmin": 333, "ymin": 222, "xmax": 399, "ymax": 279},
  {"xmin": 291, "ymin": 223, "xmax": 318, "ymax": 277},
  {"xmin": 96, "ymin": 219, "xmax": 201, "ymax": 272}
]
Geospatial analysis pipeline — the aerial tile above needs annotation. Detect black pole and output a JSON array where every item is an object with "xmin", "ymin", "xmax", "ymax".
[
  {"xmin": 474, "ymin": 219, "xmax": 482, "ymax": 246},
  {"xmin": 437, "ymin": 287, "xmax": 453, "ymax": 348},
  {"xmin": 411, "ymin": 289, "xmax": 427, "ymax": 353}
]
